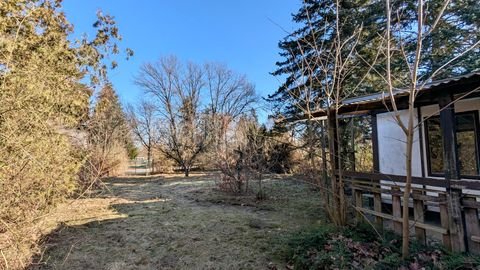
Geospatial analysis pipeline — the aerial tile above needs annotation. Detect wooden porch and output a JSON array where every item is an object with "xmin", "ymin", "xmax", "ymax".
[
  {"xmin": 315, "ymin": 73, "xmax": 480, "ymax": 254},
  {"xmin": 342, "ymin": 171, "xmax": 480, "ymax": 254}
]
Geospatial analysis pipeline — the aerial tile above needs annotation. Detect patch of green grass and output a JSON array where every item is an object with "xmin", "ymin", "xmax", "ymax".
[{"xmin": 440, "ymin": 252, "xmax": 480, "ymax": 269}]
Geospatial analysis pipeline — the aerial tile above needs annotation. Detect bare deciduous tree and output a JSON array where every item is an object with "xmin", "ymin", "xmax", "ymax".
[
  {"xmin": 280, "ymin": 0, "xmax": 373, "ymax": 226},
  {"xmin": 126, "ymin": 100, "xmax": 158, "ymax": 174},
  {"xmin": 135, "ymin": 56, "xmax": 208, "ymax": 177},
  {"xmin": 134, "ymin": 56, "xmax": 257, "ymax": 177},
  {"xmin": 205, "ymin": 62, "xmax": 257, "ymax": 152}
]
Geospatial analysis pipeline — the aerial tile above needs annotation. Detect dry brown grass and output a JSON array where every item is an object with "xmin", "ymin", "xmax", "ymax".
[
  {"xmin": 3, "ymin": 173, "xmax": 324, "ymax": 270},
  {"xmin": 0, "ymin": 192, "xmax": 127, "ymax": 270}
]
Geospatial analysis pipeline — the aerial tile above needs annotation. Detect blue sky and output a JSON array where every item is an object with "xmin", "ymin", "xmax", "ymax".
[{"xmin": 62, "ymin": 1, "xmax": 301, "ymax": 117}]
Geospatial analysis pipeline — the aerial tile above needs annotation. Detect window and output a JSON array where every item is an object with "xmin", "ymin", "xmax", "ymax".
[
  {"xmin": 424, "ymin": 111, "xmax": 480, "ymax": 178},
  {"xmin": 340, "ymin": 116, "xmax": 373, "ymax": 172},
  {"xmin": 456, "ymin": 113, "xmax": 479, "ymax": 176}
]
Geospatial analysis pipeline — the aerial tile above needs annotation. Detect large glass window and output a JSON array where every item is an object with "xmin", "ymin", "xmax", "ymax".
[
  {"xmin": 424, "ymin": 111, "xmax": 480, "ymax": 177},
  {"xmin": 340, "ymin": 116, "xmax": 373, "ymax": 172}
]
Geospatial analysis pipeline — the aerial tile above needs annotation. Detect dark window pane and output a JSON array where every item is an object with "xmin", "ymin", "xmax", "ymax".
[
  {"xmin": 426, "ymin": 117, "xmax": 444, "ymax": 174},
  {"xmin": 425, "ymin": 112, "xmax": 479, "ymax": 177},
  {"xmin": 354, "ymin": 117, "xmax": 373, "ymax": 172},
  {"xmin": 339, "ymin": 116, "xmax": 373, "ymax": 172},
  {"xmin": 457, "ymin": 114, "xmax": 475, "ymax": 132},
  {"xmin": 456, "ymin": 114, "xmax": 478, "ymax": 176}
]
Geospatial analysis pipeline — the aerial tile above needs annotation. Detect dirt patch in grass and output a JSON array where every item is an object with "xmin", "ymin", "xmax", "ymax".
[{"xmin": 25, "ymin": 173, "xmax": 324, "ymax": 270}]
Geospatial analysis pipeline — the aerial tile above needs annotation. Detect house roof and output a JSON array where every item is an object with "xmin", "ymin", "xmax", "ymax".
[
  {"xmin": 287, "ymin": 72, "xmax": 480, "ymax": 121},
  {"xmin": 342, "ymin": 72, "xmax": 480, "ymax": 107}
]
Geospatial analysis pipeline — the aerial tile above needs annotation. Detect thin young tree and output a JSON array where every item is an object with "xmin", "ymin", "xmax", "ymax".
[
  {"xmin": 271, "ymin": 0, "xmax": 383, "ymax": 226},
  {"xmin": 126, "ymin": 100, "xmax": 158, "ymax": 174},
  {"xmin": 382, "ymin": 0, "xmax": 480, "ymax": 257}
]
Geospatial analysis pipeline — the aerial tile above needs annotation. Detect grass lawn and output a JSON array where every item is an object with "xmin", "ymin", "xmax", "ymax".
[{"xmin": 28, "ymin": 173, "xmax": 324, "ymax": 269}]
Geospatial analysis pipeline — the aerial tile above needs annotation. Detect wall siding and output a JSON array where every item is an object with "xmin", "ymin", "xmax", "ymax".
[{"xmin": 377, "ymin": 110, "xmax": 423, "ymax": 177}]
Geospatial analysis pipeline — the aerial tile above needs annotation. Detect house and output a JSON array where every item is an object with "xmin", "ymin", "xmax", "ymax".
[{"xmin": 300, "ymin": 72, "xmax": 480, "ymax": 254}]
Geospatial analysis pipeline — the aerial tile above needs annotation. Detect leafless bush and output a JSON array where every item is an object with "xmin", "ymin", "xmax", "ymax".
[
  {"xmin": 216, "ymin": 151, "xmax": 249, "ymax": 193},
  {"xmin": 216, "ymin": 117, "xmax": 277, "ymax": 200}
]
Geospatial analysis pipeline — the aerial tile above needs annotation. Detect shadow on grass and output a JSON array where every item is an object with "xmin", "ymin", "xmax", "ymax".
[
  {"xmin": 27, "ymin": 174, "xmax": 240, "ymax": 269},
  {"xmin": 28, "ymin": 174, "xmax": 324, "ymax": 270},
  {"xmin": 29, "ymin": 200, "xmax": 178, "ymax": 270}
]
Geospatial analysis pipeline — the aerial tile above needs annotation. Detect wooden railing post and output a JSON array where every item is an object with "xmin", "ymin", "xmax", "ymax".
[
  {"xmin": 354, "ymin": 188, "xmax": 363, "ymax": 222},
  {"xmin": 392, "ymin": 186, "xmax": 402, "ymax": 235},
  {"xmin": 413, "ymin": 189, "xmax": 426, "ymax": 245},
  {"xmin": 449, "ymin": 189, "xmax": 466, "ymax": 252},
  {"xmin": 463, "ymin": 195, "xmax": 480, "ymax": 255},
  {"xmin": 439, "ymin": 193, "xmax": 452, "ymax": 251},
  {"xmin": 374, "ymin": 192, "xmax": 383, "ymax": 229}
]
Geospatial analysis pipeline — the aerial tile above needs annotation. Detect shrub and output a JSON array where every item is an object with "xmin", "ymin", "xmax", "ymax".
[
  {"xmin": 278, "ymin": 224, "xmax": 480, "ymax": 270},
  {"xmin": 0, "ymin": 1, "xmax": 127, "ymax": 267}
]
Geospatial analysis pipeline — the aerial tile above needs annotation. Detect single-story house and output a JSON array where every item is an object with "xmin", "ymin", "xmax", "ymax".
[{"xmin": 299, "ymin": 72, "xmax": 480, "ymax": 254}]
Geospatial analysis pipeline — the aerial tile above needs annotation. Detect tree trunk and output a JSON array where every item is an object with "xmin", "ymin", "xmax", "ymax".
[
  {"xmin": 184, "ymin": 166, "xmax": 190, "ymax": 177},
  {"xmin": 335, "ymin": 110, "xmax": 346, "ymax": 226},
  {"xmin": 146, "ymin": 147, "xmax": 151, "ymax": 176},
  {"xmin": 321, "ymin": 120, "xmax": 329, "ymax": 199},
  {"xmin": 402, "ymin": 106, "xmax": 415, "ymax": 258}
]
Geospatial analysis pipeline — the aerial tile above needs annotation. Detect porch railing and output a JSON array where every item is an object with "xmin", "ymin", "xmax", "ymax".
[{"xmin": 340, "ymin": 171, "xmax": 480, "ymax": 254}]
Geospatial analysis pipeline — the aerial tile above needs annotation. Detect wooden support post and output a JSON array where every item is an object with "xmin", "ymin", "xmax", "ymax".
[
  {"xmin": 374, "ymin": 192, "xmax": 383, "ymax": 229},
  {"xmin": 371, "ymin": 114, "xmax": 380, "ymax": 173},
  {"xmin": 413, "ymin": 189, "xmax": 426, "ymax": 245},
  {"xmin": 439, "ymin": 193, "xmax": 452, "ymax": 251},
  {"xmin": 463, "ymin": 196, "xmax": 480, "ymax": 254},
  {"xmin": 354, "ymin": 188, "xmax": 363, "ymax": 222},
  {"xmin": 392, "ymin": 186, "xmax": 402, "ymax": 235},
  {"xmin": 328, "ymin": 110, "xmax": 339, "ymax": 172},
  {"xmin": 371, "ymin": 114, "xmax": 383, "ymax": 229},
  {"xmin": 439, "ymin": 93, "xmax": 466, "ymax": 252}
]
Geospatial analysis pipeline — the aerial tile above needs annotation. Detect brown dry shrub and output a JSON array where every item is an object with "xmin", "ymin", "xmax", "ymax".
[
  {"xmin": 77, "ymin": 143, "xmax": 130, "ymax": 190},
  {"xmin": 0, "ymin": 130, "xmax": 82, "ymax": 269},
  {"xmin": 216, "ymin": 158, "xmax": 248, "ymax": 193}
]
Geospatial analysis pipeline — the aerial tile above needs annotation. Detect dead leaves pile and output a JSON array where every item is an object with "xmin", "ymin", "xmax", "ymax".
[{"xmin": 283, "ymin": 231, "xmax": 479, "ymax": 270}]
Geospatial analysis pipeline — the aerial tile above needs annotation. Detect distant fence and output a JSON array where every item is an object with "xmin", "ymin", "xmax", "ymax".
[
  {"xmin": 125, "ymin": 158, "xmax": 152, "ymax": 175},
  {"xmin": 124, "ymin": 158, "xmax": 200, "ymax": 175}
]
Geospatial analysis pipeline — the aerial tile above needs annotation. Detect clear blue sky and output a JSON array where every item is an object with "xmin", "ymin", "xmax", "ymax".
[{"xmin": 62, "ymin": 1, "xmax": 301, "ymax": 117}]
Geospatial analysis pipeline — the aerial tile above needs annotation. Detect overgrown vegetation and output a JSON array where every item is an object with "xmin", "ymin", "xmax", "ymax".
[
  {"xmin": 279, "ymin": 224, "xmax": 480, "ymax": 270},
  {"xmin": 0, "ymin": 1, "xmax": 131, "ymax": 268},
  {"xmin": 2, "ymin": 0, "xmax": 480, "ymax": 268},
  {"xmin": 216, "ymin": 116, "xmax": 297, "ymax": 197},
  {"xmin": 79, "ymin": 84, "xmax": 134, "ymax": 188}
]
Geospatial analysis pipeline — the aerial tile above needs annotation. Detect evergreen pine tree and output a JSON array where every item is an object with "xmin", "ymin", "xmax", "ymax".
[
  {"xmin": 269, "ymin": 0, "xmax": 480, "ymax": 118},
  {"xmin": 89, "ymin": 84, "xmax": 135, "ymax": 175}
]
